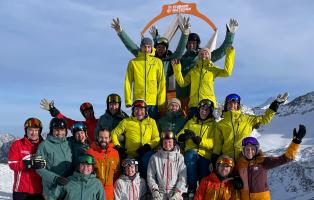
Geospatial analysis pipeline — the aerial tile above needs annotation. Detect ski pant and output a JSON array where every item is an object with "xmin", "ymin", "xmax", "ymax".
[
  {"xmin": 137, "ymin": 150, "xmax": 154, "ymax": 180},
  {"xmin": 13, "ymin": 192, "xmax": 44, "ymax": 200}
]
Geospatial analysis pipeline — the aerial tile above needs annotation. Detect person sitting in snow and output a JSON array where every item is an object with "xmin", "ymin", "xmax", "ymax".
[{"xmin": 236, "ymin": 125, "xmax": 306, "ymax": 200}]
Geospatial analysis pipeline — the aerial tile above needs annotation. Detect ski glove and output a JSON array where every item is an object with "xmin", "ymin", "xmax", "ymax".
[
  {"xmin": 292, "ymin": 124, "xmax": 306, "ymax": 144},
  {"xmin": 231, "ymin": 176, "xmax": 244, "ymax": 190},
  {"xmin": 40, "ymin": 99, "xmax": 60, "ymax": 117},
  {"xmin": 54, "ymin": 176, "xmax": 69, "ymax": 186},
  {"xmin": 269, "ymin": 92, "xmax": 289, "ymax": 112},
  {"xmin": 151, "ymin": 190, "xmax": 162, "ymax": 200},
  {"xmin": 192, "ymin": 135, "xmax": 202, "ymax": 145},
  {"xmin": 178, "ymin": 129, "xmax": 194, "ymax": 142},
  {"xmin": 136, "ymin": 144, "xmax": 151, "ymax": 155},
  {"xmin": 169, "ymin": 192, "xmax": 182, "ymax": 200},
  {"xmin": 111, "ymin": 18, "xmax": 122, "ymax": 33},
  {"xmin": 23, "ymin": 156, "xmax": 46, "ymax": 170},
  {"xmin": 227, "ymin": 18, "xmax": 239, "ymax": 33},
  {"xmin": 181, "ymin": 16, "xmax": 191, "ymax": 35},
  {"xmin": 149, "ymin": 25, "xmax": 158, "ymax": 40}
]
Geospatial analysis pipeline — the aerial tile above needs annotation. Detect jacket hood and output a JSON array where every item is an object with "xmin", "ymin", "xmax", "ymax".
[
  {"xmin": 137, "ymin": 47, "xmax": 156, "ymax": 57},
  {"xmin": 71, "ymin": 171, "xmax": 97, "ymax": 182},
  {"xmin": 157, "ymin": 145, "xmax": 181, "ymax": 159},
  {"xmin": 195, "ymin": 59, "xmax": 215, "ymax": 70},
  {"xmin": 119, "ymin": 173, "xmax": 140, "ymax": 182}
]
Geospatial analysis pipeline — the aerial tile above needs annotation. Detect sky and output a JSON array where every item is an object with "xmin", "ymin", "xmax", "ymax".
[{"xmin": 1, "ymin": 0, "xmax": 314, "ymax": 136}]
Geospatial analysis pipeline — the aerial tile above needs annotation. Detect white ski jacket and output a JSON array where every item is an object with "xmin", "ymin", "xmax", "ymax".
[{"xmin": 114, "ymin": 173, "xmax": 147, "ymax": 200}]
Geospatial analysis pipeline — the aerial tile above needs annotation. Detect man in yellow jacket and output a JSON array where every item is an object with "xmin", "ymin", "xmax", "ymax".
[
  {"xmin": 176, "ymin": 99, "xmax": 218, "ymax": 196},
  {"xmin": 124, "ymin": 37, "xmax": 166, "ymax": 119},
  {"xmin": 213, "ymin": 92, "xmax": 288, "ymax": 162},
  {"xmin": 111, "ymin": 99, "xmax": 160, "ymax": 179},
  {"xmin": 172, "ymin": 47, "xmax": 235, "ymax": 119}
]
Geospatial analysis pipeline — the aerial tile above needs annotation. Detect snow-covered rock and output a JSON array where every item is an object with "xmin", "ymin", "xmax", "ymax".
[{"xmin": 0, "ymin": 134, "xmax": 16, "ymax": 163}]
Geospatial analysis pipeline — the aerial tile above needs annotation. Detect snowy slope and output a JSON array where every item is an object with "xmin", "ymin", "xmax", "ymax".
[{"xmin": 0, "ymin": 164, "xmax": 13, "ymax": 200}]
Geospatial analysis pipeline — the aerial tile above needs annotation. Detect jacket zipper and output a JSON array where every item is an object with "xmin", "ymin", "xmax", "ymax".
[
  {"xmin": 197, "ymin": 61, "xmax": 205, "ymax": 103},
  {"xmin": 144, "ymin": 54, "xmax": 147, "ymax": 101}
]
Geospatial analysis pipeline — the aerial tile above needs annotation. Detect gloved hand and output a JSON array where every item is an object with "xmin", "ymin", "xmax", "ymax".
[
  {"xmin": 151, "ymin": 190, "xmax": 162, "ymax": 200},
  {"xmin": 292, "ymin": 124, "xmax": 306, "ymax": 144},
  {"xmin": 269, "ymin": 92, "xmax": 289, "ymax": 112},
  {"xmin": 23, "ymin": 156, "xmax": 46, "ymax": 170},
  {"xmin": 227, "ymin": 18, "xmax": 239, "ymax": 33},
  {"xmin": 192, "ymin": 135, "xmax": 202, "ymax": 145},
  {"xmin": 111, "ymin": 18, "xmax": 122, "ymax": 33},
  {"xmin": 114, "ymin": 145, "xmax": 128, "ymax": 159},
  {"xmin": 231, "ymin": 176, "xmax": 244, "ymax": 190},
  {"xmin": 40, "ymin": 99, "xmax": 60, "ymax": 117},
  {"xmin": 149, "ymin": 25, "xmax": 158, "ymax": 39},
  {"xmin": 181, "ymin": 16, "xmax": 191, "ymax": 35},
  {"xmin": 54, "ymin": 176, "xmax": 69, "ymax": 186},
  {"xmin": 126, "ymin": 104, "xmax": 132, "ymax": 108},
  {"xmin": 136, "ymin": 144, "xmax": 151, "ymax": 155},
  {"xmin": 178, "ymin": 129, "xmax": 194, "ymax": 143},
  {"xmin": 169, "ymin": 192, "xmax": 182, "ymax": 200}
]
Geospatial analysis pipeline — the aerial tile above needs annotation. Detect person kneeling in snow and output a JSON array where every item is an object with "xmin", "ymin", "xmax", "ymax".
[{"xmin": 236, "ymin": 125, "xmax": 306, "ymax": 200}]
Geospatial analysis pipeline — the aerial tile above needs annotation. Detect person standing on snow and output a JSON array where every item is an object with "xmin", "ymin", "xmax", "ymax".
[
  {"xmin": 176, "ymin": 99, "xmax": 218, "ymax": 196},
  {"xmin": 111, "ymin": 99, "xmax": 160, "ymax": 179},
  {"xmin": 194, "ymin": 155, "xmax": 241, "ymax": 200},
  {"xmin": 59, "ymin": 154, "xmax": 105, "ymax": 200},
  {"xmin": 94, "ymin": 93, "xmax": 128, "ymax": 138},
  {"xmin": 40, "ymin": 99, "xmax": 98, "ymax": 142},
  {"xmin": 114, "ymin": 158, "xmax": 147, "ymax": 200},
  {"xmin": 236, "ymin": 125, "xmax": 306, "ymax": 200},
  {"xmin": 172, "ymin": 46, "xmax": 235, "ymax": 119},
  {"xmin": 36, "ymin": 117, "xmax": 73, "ymax": 200},
  {"xmin": 175, "ymin": 19, "xmax": 239, "ymax": 115},
  {"xmin": 213, "ymin": 92, "xmax": 289, "ymax": 162},
  {"xmin": 86, "ymin": 128, "xmax": 120, "ymax": 200},
  {"xmin": 147, "ymin": 131, "xmax": 187, "ymax": 200},
  {"xmin": 8, "ymin": 118, "xmax": 46, "ymax": 200}
]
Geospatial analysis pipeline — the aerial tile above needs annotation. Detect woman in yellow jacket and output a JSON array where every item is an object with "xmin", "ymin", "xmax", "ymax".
[
  {"xmin": 176, "ymin": 99, "xmax": 217, "ymax": 195},
  {"xmin": 172, "ymin": 47, "xmax": 235, "ymax": 119},
  {"xmin": 111, "ymin": 99, "xmax": 160, "ymax": 179},
  {"xmin": 236, "ymin": 125, "xmax": 305, "ymax": 200},
  {"xmin": 124, "ymin": 37, "xmax": 166, "ymax": 119},
  {"xmin": 213, "ymin": 92, "xmax": 288, "ymax": 162}
]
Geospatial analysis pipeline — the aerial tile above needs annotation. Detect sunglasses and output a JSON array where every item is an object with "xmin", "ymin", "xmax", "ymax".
[
  {"xmin": 79, "ymin": 155, "xmax": 95, "ymax": 165},
  {"xmin": 242, "ymin": 137, "xmax": 259, "ymax": 147},
  {"xmin": 216, "ymin": 158, "xmax": 234, "ymax": 168},
  {"xmin": 226, "ymin": 94, "xmax": 241, "ymax": 102},
  {"xmin": 108, "ymin": 95, "xmax": 120, "ymax": 103}
]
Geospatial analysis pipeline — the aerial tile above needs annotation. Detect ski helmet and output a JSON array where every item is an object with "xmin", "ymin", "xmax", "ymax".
[
  {"xmin": 131, "ymin": 99, "xmax": 147, "ymax": 117},
  {"xmin": 80, "ymin": 102, "xmax": 94, "ymax": 117},
  {"xmin": 155, "ymin": 37, "xmax": 169, "ymax": 49},
  {"xmin": 161, "ymin": 130, "xmax": 176, "ymax": 149},
  {"xmin": 121, "ymin": 158, "xmax": 138, "ymax": 174},
  {"xmin": 24, "ymin": 117, "xmax": 42, "ymax": 135},
  {"xmin": 224, "ymin": 93, "xmax": 241, "ymax": 111},
  {"xmin": 216, "ymin": 155, "xmax": 234, "ymax": 168},
  {"xmin": 106, "ymin": 93, "xmax": 121, "ymax": 110},
  {"xmin": 197, "ymin": 99, "xmax": 214, "ymax": 120},
  {"xmin": 242, "ymin": 137, "xmax": 260, "ymax": 155},
  {"xmin": 71, "ymin": 122, "xmax": 87, "ymax": 136},
  {"xmin": 187, "ymin": 33, "xmax": 201, "ymax": 49},
  {"xmin": 49, "ymin": 117, "xmax": 67, "ymax": 135}
]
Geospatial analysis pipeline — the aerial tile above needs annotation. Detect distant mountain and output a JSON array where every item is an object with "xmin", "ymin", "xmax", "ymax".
[{"xmin": 0, "ymin": 134, "xmax": 16, "ymax": 163}]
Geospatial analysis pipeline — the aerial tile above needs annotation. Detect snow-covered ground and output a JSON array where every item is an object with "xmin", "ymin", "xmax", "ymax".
[{"xmin": 0, "ymin": 164, "xmax": 13, "ymax": 200}]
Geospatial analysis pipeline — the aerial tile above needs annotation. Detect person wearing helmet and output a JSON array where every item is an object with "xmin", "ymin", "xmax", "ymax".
[
  {"xmin": 194, "ymin": 155, "xmax": 241, "ymax": 200},
  {"xmin": 36, "ymin": 117, "xmax": 73, "ymax": 200},
  {"xmin": 236, "ymin": 125, "xmax": 306, "ymax": 200},
  {"xmin": 94, "ymin": 93, "xmax": 128, "ymax": 138},
  {"xmin": 147, "ymin": 131, "xmax": 187, "ymax": 200},
  {"xmin": 176, "ymin": 19, "xmax": 239, "ymax": 115},
  {"xmin": 40, "ymin": 99, "xmax": 98, "ymax": 142},
  {"xmin": 68, "ymin": 122, "xmax": 90, "ymax": 168},
  {"xmin": 111, "ymin": 17, "xmax": 190, "ymax": 97},
  {"xmin": 114, "ymin": 158, "xmax": 147, "ymax": 199},
  {"xmin": 213, "ymin": 92, "xmax": 289, "ymax": 162},
  {"xmin": 59, "ymin": 154, "xmax": 105, "ymax": 200},
  {"xmin": 86, "ymin": 128, "xmax": 120, "ymax": 200},
  {"xmin": 157, "ymin": 98, "xmax": 186, "ymax": 135},
  {"xmin": 8, "ymin": 118, "xmax": 46, "ymax": 200},
  {"xmin": 176, "ymin": 99, "xmax": 217, "ymax": 196},
  {"xmin": 172, "ymin": 45, "xmax": 235, "ymax": 119},
  {"xmin": 112, "ymin": 99, "xmax": 160, "ymax": 179}
]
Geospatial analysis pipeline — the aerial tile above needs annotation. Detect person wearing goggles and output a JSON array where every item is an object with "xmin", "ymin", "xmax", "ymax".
[
  {"xmin": 176, "ymin": 99, "xmax": 217, "ymax": 197},
  {"xmin": 194, "ymin": 155, "xmax": 242, "ymax": 200},
  {"xmin": 94, "ymin": 93, "xmax": 128, "ymax": 139},
  {"xmin": 236, "ymin": 125, "xmax": 306, "ymax": 199},
  {"xmin": 171, "ymin": 44, "xmax": 235, "ymax": 119},
  {"xmin": 86, "ymin": 128, "xmax": 120, "ymax": 200},
  {"xmin": 59, "ymin": 154, "xmax": 105, "ymax": 200},
  {"xmin": 112, "ymin": 99, "xmax": 160, "ymax": 180},
  {"xmin": 40, "ymin": 99, "xmax": 98, "ymax": 142},
  {"xmin": 114, "ymin": 158, "xmax": 147, "ymax": 199},
  {"xmin": 147, "ymin": 131, "xmax": 187, "ymax": 200},
  {"xmin": 8, "ymin": 118, "xmax": 46, "ymax": 200},
  {"xmin": 213, "ymin": 92, "xmax": 289, "ymax": 162}
]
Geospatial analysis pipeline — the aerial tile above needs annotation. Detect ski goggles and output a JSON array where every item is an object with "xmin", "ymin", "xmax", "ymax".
[
  {"xmin": 132, "ymin": 100, "xmax": 146, "ymax": 108},
  {"xmin": 24, "ymin": 118, "xmax": 42, "ymax": 128},
  {"xmin": 225, "ymin": 94, "xmax": 241, "ymax": 102},
  {"xmin": 122, "ymin": 159, "xmax": 138, "ymax": 167},
  {"xmin": 242, "ymin": 137, "xmax": 259, "ymax": 147},
  {"xmin": 71, "ymin": 122, "xmax": 86, "ymax": 133},
  {"xmin": 198, "ymin": 99, "xmax": 213, "ymax": 108},
  {"xmin": 108, "ymin": 94, "xmax": 121, "ymax": 103},
  {"xmin": 216, "ymin": 158, "xmax": 234, "ymax": 168},
  {"xmin": 156, "ymin": 37, "xmax": 169, "ymax": 45},
  {"xmin": 79, "ymin": 154, "xmax": 95, "ymax": 165}
]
